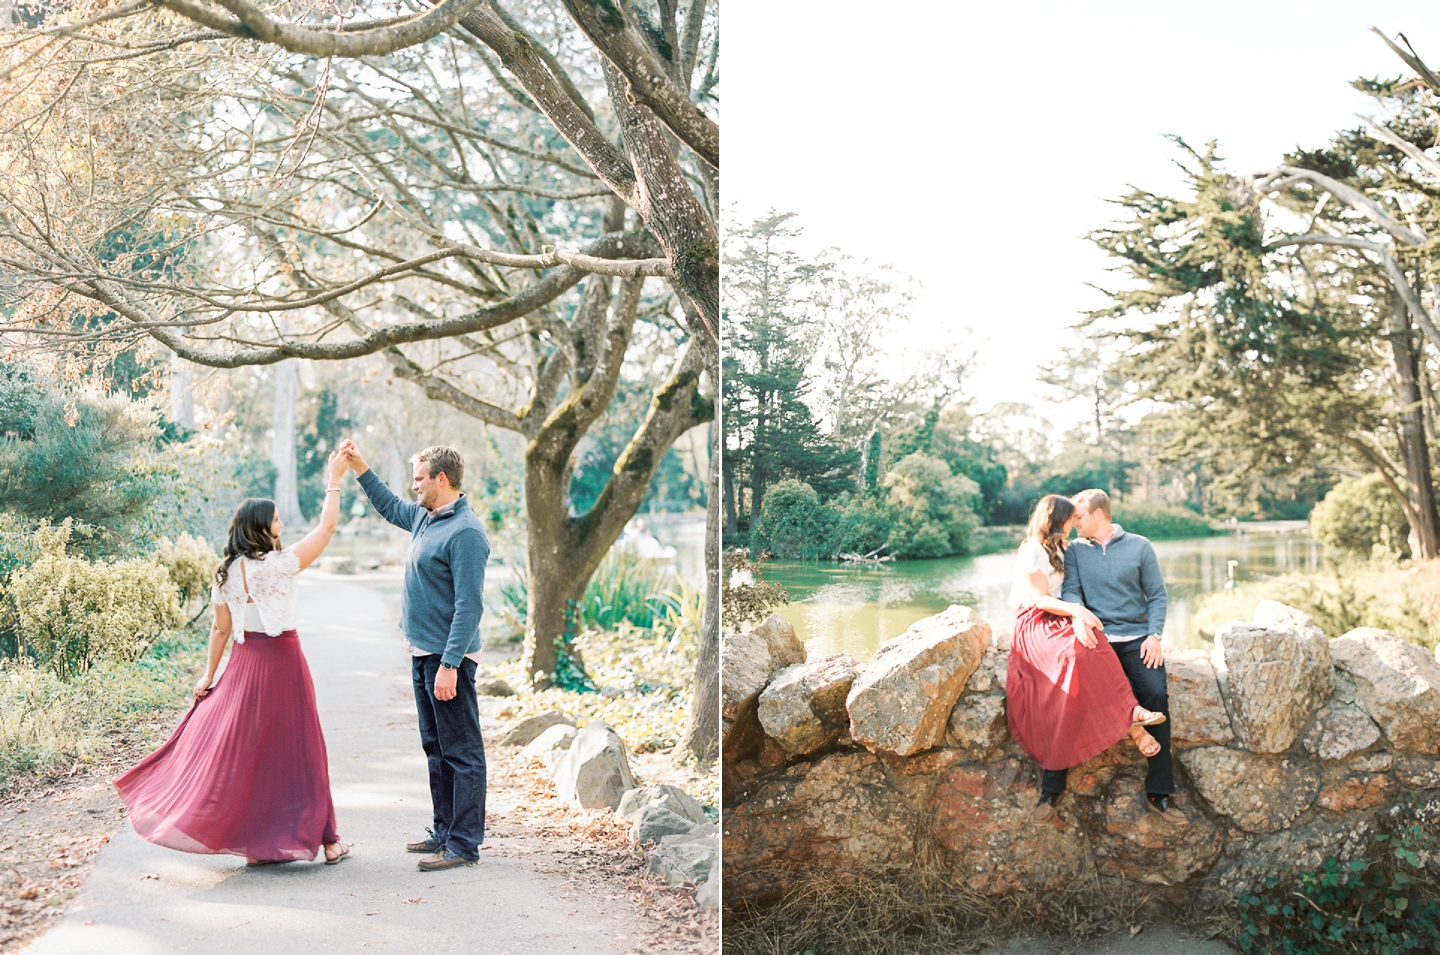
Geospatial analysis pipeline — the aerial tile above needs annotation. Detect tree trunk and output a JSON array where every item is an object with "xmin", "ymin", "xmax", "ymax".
[
  {"xmin": 522, "ymin": 528, "xmax": 589, "ymax": 688},
  {"xmin": 684, "ymin": 389, "xmax": 721, "ymax": 766},
  {"xmin": 723, "ymin": 455, "xmax": 738, "ymax": 535},
  {"xmin": 1390, "ymin": 295, "xmax": 1440, "ymax": 559},
  {"xmin": 271, "ymin": 359, "xmax": 305, "ymax": 524}
]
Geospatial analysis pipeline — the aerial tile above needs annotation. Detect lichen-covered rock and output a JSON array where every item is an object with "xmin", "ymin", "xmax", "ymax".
[
  {"xmin": 927, "ymin": 758, "xmax": 1095, "ymax": 894},
  {"xmin": 1395, "ymin": 754, "xmax": 1440, "ymax": 789},
  {"xmin": 1166, "ymin": 649, "xmax": 1235, "ymax": 748},
  {"xmin": 847, "ymin": 605, "xmax": 991, "ymax": 756},
  {"xmin": 1301, "ymin": 703, "xmax": 1381, "ymax": 761},
  {"xmin": 1180, "ymin": 747, "xmax": 1320, "ymax": 833},
  {"xmin": 617, "ymin": 783, "xmax": 709, "ymax": 826},
  {"xmin": 945, "ymin": 693, "xmax": 1007, "ymax": 757},
  {"xmin": 649, "ymin": 831, "xmax": 717, "ymax": 885},
  {"xmin": 1211, "ymin": 814, "xmax": 1376, "ymax": 890},
  {"xmin": 1069, "ymin": 763, "xmax": 1224, "ymax": 885},
  {"xmin": 1315, "ymin": 769, "xmax": 1393, "ymax": 814},
  {"xmin": 499, "ymin": 710, "xmax": 575, "ymax": 747},
  {"xmin": 757, "ymin": 655, "xmax": 858, "ymax": 755},
  {"xmin": 721, "ymin": 751, "xmax": 919, "ymax": 902},
  {"xmin": 1331, "ymin": 627, "xmax": 1440, "ymax": 754},
  {"xmin": 630, "ymin": 805, "xmax": 699, "ymax": 845},
  {"xmin": 553, "ymin": 720, "xmax": 635, "ymax": 811},
  {"xmin": 1213, "ymin": 610, "xmax": 1332, "ymax": 753}
]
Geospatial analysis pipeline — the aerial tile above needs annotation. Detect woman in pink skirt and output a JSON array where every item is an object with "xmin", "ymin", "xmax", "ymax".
[
  {"xmin": 1005, "ymin": 494, "xmax": 1164, "ymax": 823},
  {"xmin": 115, "ymin": 451, "xmax": 351, "ymax": 865}
]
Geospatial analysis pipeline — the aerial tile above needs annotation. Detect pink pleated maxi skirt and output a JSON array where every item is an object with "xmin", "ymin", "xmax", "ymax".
[
  {"xmin": 1005, "ymin": 605, "xmax": 1140, "ymax": 771},
  {"xmin": 113, "ymin": 631, "xmax": 339, "ymax": 861}
]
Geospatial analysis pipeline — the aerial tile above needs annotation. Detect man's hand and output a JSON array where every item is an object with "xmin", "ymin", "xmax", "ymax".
[
  {"xmin": 433, "ymin": 665, "xmax": 458, "ymax": 701},
  {"xmin": 1140, "ymin": 635, "xmax": 1164, "ymax": 669},
  {"xmin": 338, "ymin": 438, "xmax": 370, "ymax": 476}
]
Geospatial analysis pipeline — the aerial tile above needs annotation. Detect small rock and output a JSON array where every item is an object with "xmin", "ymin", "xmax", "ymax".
[
  {"xmin": 553, "ymin": 721, "xmax": 635, "ymax": 811},
  {"xmin": 520, "ymin": 724, "xmax": 577, "ymax": 774},
  {"xmin": 695, "ymin": 874, "xmax": 719, "ymax": 909},
  {"xmin": 945, "ymin": 693, "xmax": 1007, "ymax": 757},
  {"xmin": 721, "ymin": 615, "xmax": 806, "ymax": 723},
  {"xmin": 757, "ymin": 655, "xmax": 858, "ymax": 755},
  {"xmin": 1395, "ymin": 754, "xmax": 1440, "ymax": 789},
  {"xmin": 499, "ymin": 711, "xmax": 574, "ymax": 747},
  {"xmin": 1213, "ymin": 608, "xmax": 1332, "ymax": 753},
  {"xmin": 475, "ymin": 678, "xmax": 515, "ymax": 698},
  {"xmin": 648, "ymin": 832, "xmax": 717, "ymax": 885},
  {"xmin": 1331, "ymin": 627, "xmax": 1440, "ymax": 754},
  {"xmin": 616, "ymin": 784, "xmax": 709, "ymax": 826},
  {"xmin": 1301, "ymin": 703, "xmax": 1381, "ymax": 761},
  {"xmin": 847, "ymin": 605, "xmax": 991, "ymax": 756},
  {"xmin": 630, "ymin": 806, "xmax": 697, "ymax": 845}
]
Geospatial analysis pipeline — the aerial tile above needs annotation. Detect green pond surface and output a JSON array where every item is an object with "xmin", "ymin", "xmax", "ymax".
[{"xmin": 765, "ymin": 528, "xmax": 1324, "ymax": 660}]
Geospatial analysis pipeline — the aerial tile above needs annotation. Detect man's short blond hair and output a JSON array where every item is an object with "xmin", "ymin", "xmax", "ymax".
[
  {"xmin": 1071, "ymin": 488, "xmax": 1112, "ymax": 519},
  {"xmin": 411, "ymin": 445, "xmax": 464, "ymax": 489}
]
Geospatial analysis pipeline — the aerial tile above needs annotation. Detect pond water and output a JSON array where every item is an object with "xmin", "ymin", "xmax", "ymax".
[{"xmin": 764, "ymin": 527, "xmax": 1324, "ymax": 660}]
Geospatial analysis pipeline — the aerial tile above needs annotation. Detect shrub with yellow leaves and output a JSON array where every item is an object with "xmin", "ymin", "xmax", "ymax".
[
  {"xmin": 154, "ymin": 533, "xmax": 219, "ymax": 609},
  {"xmin": 8, "ymin": 520, "xmax": 180, "ymax": 679}
]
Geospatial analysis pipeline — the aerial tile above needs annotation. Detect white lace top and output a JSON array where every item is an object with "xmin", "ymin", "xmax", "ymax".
[
  {"xmin": 1008, "ymin": 538, "xmax": 1065, "ymax": 610},
  {"xmin": 211, "ymin": 547, "xmax": 302, "ymax": 641}
]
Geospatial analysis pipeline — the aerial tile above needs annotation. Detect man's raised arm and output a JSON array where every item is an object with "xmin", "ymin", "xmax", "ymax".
[{"xmin": 341, "ymin": 439, "xmax": 422, "ymax": 531}]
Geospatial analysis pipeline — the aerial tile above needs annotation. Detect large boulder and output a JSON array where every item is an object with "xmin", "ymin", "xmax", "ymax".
[
  {"xmin": 616, "ymin": 783, "xmax": 709, "ymax": 826},
  {"xmin": 500, "ymin": 710, "xmax": 575, "ymax": 747},
  {"xmin": 722, "ymin": 751, "xmax": 919, "ymax": 902},
  {"xmin": 1165, "ymin": 649, "xmax": 1235, "ymax": 748},
  {"xmin": 926, "ymin": 758, "xmax": 1096, "ymax": 894},
  {"xmin": 520, "ymin": 723, "xmax": 577, "ymax": 774},
  {"xmin": 1330, "ymin": 627, "xmax": 1440, "ymax": 754},
  {"xmin": 1211, "ymin": 813, "xmax": 1375, "ymax": 891},
  {"xmin": 630, "ymin": 805, "xmax": 699, "ymax": 845},
  {"xmin": 1212, "ymin": 605, "xmax": 1332, "ymax": 753},
  {"xmin": 1179, "ymin": 747, "xmax": 1320, "ymax": 833},
  {"xmin": 1300, "ymin": 703, "xmax": 1382, "ymax": 762},
  {"xmin": 552, "ymin": 720, "xmax": 636, "ymax": 811},
  {"xmin": 1068, "ymin": 763, "xmax": 1225, "ymax": 886},
  {"xmin": 847, "ymin": 605, "xmax": 991, "ymax": 756},
  {"xmin": 757, "ymin": 655, "xmax": 858, "ymax": 756}
]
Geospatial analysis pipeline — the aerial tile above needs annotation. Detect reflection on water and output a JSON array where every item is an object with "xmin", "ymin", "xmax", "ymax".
[{"xmin": 767, "ymin": 531, "xmax": 1324, "ymax": 660}]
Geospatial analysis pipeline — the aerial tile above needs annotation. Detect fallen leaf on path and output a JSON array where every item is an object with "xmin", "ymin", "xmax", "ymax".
[
  {"xmin": 404, "ymin": 898, "xmax": 425, "ymax": 904},
  {"xmin": 16, "ymin": 888, "xmax": 38, "ymax": 900},
  {"xmin": 1130, "ymin": 924, "xmax": 1143, "ymax": 937},
  {"xmin": 140, "ymin": 874, "xmax": 159, "ymax": 881}
]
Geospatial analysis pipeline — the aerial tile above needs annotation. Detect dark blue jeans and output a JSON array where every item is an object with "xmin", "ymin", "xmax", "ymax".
[
  {"xmin": 1041, "ymin": 637, "xmax": 1174, "ymax": 797},
  {"xmin": 412, "ymin": 655, "xmax": 487, "ymax": 859}
]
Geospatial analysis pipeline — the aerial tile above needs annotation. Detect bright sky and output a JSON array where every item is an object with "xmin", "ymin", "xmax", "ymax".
[{"xmin": 725, "ymin": 2, "xmax": 1440, "ymax": 432}]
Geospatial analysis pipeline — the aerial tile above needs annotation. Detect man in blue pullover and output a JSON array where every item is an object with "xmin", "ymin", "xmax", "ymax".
[
  {"xmin": 340, "ymin": 440, "xmax": 491, "ymax": 869},
  {"xmin": 1055, "ymin": 488, "xmax": 1188, "ymax": 826}
]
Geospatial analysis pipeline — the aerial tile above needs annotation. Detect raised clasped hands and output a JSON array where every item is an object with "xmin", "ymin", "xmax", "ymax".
[
  {"xmin": 325, "ymin": 448, "xmax": 348, "ymax": 484},
  {"xmin": 337, "ymin": 438, "xmax": 369, "ymax": 475}
]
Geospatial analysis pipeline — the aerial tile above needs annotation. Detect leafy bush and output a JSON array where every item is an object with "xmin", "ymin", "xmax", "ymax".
[
  {"xmin": 1232, "ymin": 795, "xmax": 1440, "ymax": 953},
  {"xmin": 833, "ymin": 490, "xmax": 893, "ymax": 555},
  {"xmin": 8, "ymin": 520, "xmax": 180, "ymax": 679},
  {"xmin": 1112, "ymin": 502, "xmax": 1218, "ymax": 540},
  {"xmin": 581, "ymin": 549, "xmax": 684, "ymax": 631},
  {"xmin": 884, "ymin": 453, "xmax": 980, "ymax": 559},
  {"xmin": 753, "ymin": 479, "xmax": 842, "ymax": 560},
  {"xmin": 1311, "ymin": 474, "xmax": 1410, "ymax": 558},
  {"xmin": 722, "ymin": 548, "xmax": 789, "ymax": 632},
  {"xmin": 153, "ymin": 533, "xmax": 220, "ymax": 609}
]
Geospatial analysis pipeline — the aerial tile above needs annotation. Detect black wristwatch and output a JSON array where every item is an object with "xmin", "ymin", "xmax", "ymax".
[{"xmin": 440, "ymin": 662, "xmax": 456, "ymax": 671}]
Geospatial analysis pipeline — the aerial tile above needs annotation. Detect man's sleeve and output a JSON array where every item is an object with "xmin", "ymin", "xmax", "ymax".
[
  {"xmin": 442, "ymin": 528, "xmax": 489, "ymax": 668},
  {"xmin": 1140, "ymin": 541, "xmax": 1168, "ymax": 635},
  {"xmin": 1061, "ymin": 545, "xmax": 1083, "ymax": 604},
  {"xmin": 357, "ymin": 468, "xmax": 422, "ymax": 531}
]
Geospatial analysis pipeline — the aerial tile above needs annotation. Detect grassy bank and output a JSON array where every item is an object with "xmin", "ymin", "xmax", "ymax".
[
  {"xmin": 0, "ymin": 626, "xmax": 207, "ymax": 790},
  {"xmin": 1193, "ymin": 558, "xmax": 1440, "ymax": 648}
]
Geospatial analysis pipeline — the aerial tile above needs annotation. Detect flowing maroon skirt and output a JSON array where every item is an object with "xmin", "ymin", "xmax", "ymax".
[
  {"xmin": 113, "ymin": 631, "xmax": 339, "ymax": 862},
  {"xmin": 1005, "ymin": 605, "xmax": 1140, "ymax": 771}
]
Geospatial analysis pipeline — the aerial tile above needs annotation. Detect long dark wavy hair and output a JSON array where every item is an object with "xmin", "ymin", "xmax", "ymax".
[
  {"xmin": 1025, "ymin": 494, "xmax": 1075, "ymax": 573},
  {"xmin": 215, "ymin": 498, "xmax": 279, "ymax": 588}
]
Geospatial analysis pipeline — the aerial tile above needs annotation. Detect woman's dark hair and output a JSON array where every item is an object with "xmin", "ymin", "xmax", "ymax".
[
  {"xmin": 215, "ymin": 498, "xmax": 279, "ymax": 588},
  {"xmin": 1025, "ymin": 494, "xmax": 1075, "ymax": 572}
]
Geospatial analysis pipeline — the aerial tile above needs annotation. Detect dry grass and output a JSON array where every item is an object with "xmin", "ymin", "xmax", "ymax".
[{"xmin": 722, "ymin": 868, "xmax": 1213, "ymax": 955}]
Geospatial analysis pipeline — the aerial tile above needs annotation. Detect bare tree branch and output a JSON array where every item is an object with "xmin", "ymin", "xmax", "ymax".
[
  {"xmin": 155, "ymin": 0, "xmax": 489, "ymax": 57},
  {"xmin": 1252, "ymin": 166, "xmax": 1426, "ymax": 245}
]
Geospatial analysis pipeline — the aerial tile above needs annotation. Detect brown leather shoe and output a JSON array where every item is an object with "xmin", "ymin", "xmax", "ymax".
[
  {"xmin": 1146, "ymin": 794, "xmax": 1189, "ymax": 825},
  {"xmin": 417, "ymin": 849, "xmax": 478, "ymax": 871},
  {"xmin": 1031, "ymin": 794, "xmax": 1058, "ymax": 825},
  {"xmin": 407, "ymin": 830, "xmax": 442, "ymax": 854}
]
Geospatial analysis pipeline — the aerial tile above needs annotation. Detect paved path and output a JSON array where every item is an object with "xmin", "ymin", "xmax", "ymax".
[{"xmin": 26, "ymin": 575, "xmax": 646, "ymax": 955}]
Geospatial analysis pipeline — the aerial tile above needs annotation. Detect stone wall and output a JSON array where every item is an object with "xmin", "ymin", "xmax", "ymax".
[{"xmin": 721, "ymin": 602, "xmax": 1440, "ymax": 905}]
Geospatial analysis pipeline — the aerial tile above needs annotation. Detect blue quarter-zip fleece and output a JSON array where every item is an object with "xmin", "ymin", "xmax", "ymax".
[
  {"xmin": 1060, "ymin": 524, "xmax": 1167, "ymax": 639},
  {"xmin": 357, "ymin": 468, "xmax": 489, "ymax": 667}
]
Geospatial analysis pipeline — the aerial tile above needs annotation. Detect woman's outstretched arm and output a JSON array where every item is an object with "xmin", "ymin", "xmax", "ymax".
[
  {"xmin": 195, "ymin": 603, "xmax": 233, "ymax": 699},
  {"xmin": 293, "ymin": 451, "xmax": 349, "ymax": 570}
]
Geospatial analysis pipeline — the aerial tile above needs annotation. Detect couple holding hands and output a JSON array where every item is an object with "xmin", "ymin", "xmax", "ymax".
[
  {"xmin": 114, "ymin": 441, "xmax": 491, "ymax": 871},
  {"xmin": 1007, "ymin": 489, "xmax": 1188, "ymax": 826}
]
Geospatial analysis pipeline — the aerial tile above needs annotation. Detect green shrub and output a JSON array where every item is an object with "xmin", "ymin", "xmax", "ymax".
[
  {"xmin": 8, "ymin": 520, "xmax": 181, "ymax": 679},
  {"xmin": 884, "ymin": 453, "xmax": 980, "ymax": 559},
  {"xmin": 1232, "ymin": 795, "xmax": 1440, "ymax": 953},
  {"xmin": 753, "ymin": 479, "xmax": 842, "ymax": 560},
  {"xmin": 153, "ymin": 533, "xmax": 220, "ymax": 609},
  {"xmin": 1311, "ymin": 474, "xmax": 1410, "ymax": 558},
  {"xmin": 833, "ymin": 490, "xmax": 893, "ymax": 555},
  {"xmin": 1112, "ymin": 502, "xmax": 1218, "ymax": 540}
]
